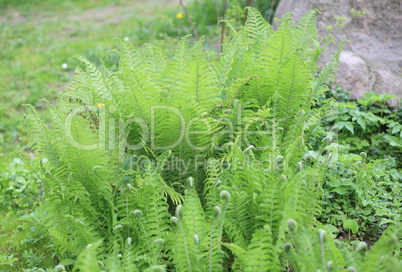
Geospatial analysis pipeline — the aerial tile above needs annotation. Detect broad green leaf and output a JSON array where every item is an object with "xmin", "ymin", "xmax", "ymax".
[
  {"xmin": 344, "ymin": 122, "xmax": 354, "ymax": 134},
  {"xmin": 383, "ymin": 134, "xmax": 402, "ymax": 147},
  {"xmin": 343, "ymin": 219, "xmax": 359, "ymax": 234}
]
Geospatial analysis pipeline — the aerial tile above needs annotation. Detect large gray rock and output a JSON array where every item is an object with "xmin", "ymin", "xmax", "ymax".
[
  {"xmin": 337, "ymin": 51, "xmax": 375, "ymax": 99},
  {"xmin": 275, "ymin": 0, "xmax": 402, "ymax": 106}
]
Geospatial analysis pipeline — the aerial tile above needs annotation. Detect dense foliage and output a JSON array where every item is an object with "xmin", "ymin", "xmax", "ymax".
[
  {"xmin": 325, "ymin": 88, "xmax": 402, "ymax": 166},
  {"xmin": 312, "ymin": 88, "xmax": 402, "ymax": 243},
  {"xmin": 1, "ymin": 5, "xmax": 401, "ymax": 271},
  {"xmin": 16, "ymin": 7, "xmax": 402, "ymax": 271}
]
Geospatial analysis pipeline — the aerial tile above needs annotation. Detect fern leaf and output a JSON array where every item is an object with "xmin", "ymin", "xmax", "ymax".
[
  {"xmin": 245, "ymin": 7, "xmax": 273, "ymax": 50},
  {"xmin": 178, "ymin": 37, "xmax": 221, "ymax": 111},
  {"xmin": 163, "ymin": 34, "xmax": 191, "ymax": 88},
  {"xmin": 244, "ymin": 225, "xmax": 280, "ymax": 272},
  {"xmin": 358, "ymin": 223, "xmax": 402, "ymax": 271},
  {"xmin": 71, "ymin": 55, "xmax": 111, "ymax": 101},
  {"xmin": 72, "ymin": 240, "xmax": 103, "ymax": 272},
  {"xmin": 294, "ymin": 10, "xmax": 318, "ymax": 47},
  {"xmin": 256, "ymin": 174, "xmax": 285, "ymax": 242},
  {"xmin": 171, "ymin": 184, "xmax": 206, "ymax": 272},
  {"xmin": 221, "ymin": 242, "xmax": 247, "ymax": 267},
  {"xmin": 216, "ymin": 30, "xmax": 249, "ymax": 87}
]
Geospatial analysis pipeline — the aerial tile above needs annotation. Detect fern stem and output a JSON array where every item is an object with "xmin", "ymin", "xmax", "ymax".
[
  {"xmin": 319, "ymin": 229, "xmax": 326, "ymax": 270},
  {"xmin": 135, "ymin": 211, "xmax": 152, "ymax": 254},
  {"xmin": 178, "ymin": 218, "xmax": 193, "ymax": 272},
  {"xmin": 208, "ymin": 200, "xmax": 228, "ymax": 272},
  {"xmin": 208, "ymin": 209, "xmax": 219, "ymax": 272}
]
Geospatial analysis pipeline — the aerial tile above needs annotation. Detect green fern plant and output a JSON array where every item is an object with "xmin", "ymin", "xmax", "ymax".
[
  {"xmin": 23, "ymin": 7, "xmax": 401, "ymax": 272},
  {"xmin": 283, "ymin": 219, "xmax": 402, "ymax": 272}
]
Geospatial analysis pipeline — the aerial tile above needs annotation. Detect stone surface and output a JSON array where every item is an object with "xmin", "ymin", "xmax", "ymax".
[
  {"xmin": 336, "ymin": 51, "xmax": 375, "ymax": 99},
  {"xmin": 373, "ymin": 69, "xmax": 402, "ymax": 102},
  {"xmin": 274, "ymin": 0, "xmax": 402, "ymax": 106}
]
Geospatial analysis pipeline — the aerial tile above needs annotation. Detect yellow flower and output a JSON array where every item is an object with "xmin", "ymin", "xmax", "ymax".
[
  {"xmin": 176, "ymin": 12, "xmax": 184, "ymax": 19},
  {"xmin": 97, "ymin": 103, "xmax": 105, "ymax": 108}
]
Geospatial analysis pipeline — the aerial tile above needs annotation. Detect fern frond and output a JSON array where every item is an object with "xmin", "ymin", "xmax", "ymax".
[
  {"xmin": 171, "ymin": 183, "xmax": 206, "ymax": 272},
  {"xmin": 122, "ymin": 237, "xmax": 140, "ymax": 272},
  {"xmin": 163, "ymin": 34, "xmax": 191, "ymax": 88},
  {"xmin": 245, "ymin": 7, "xmax": 273, "ymax": 51},
  {"xmin": 280, "ymin": 173, "xmax": 321, "ymax": 232},
  {"xmin": 72, "ymin": 240, "xmax": 103, "ymax": 272},
  {"xmin": 143, "ymin": 43, "xmax": 168, "ymax": 87},
  {"xmin": 358, "ymin": 223, "xmax": 402, "ymax": 271},
  {"xmin": 216, "ymin": 30, "xmax": 249, "ymax": 87},
  {"xmin": 256, "ymin": 173, "xmax": 285, "ymax": 242},
  {"xmin": 223, "ymin": 75, "xmax": 256, "ymax": 108},
  {"xmin": 25, "ymin": 105, "xmax": 62, "ymax": 166},
  {"xmin": 221, "ymin": 242, "xmax": 247, "ymax": 269},
  {"xmin": 284, "ymin": 221, "xmax": 347, "ymax": 272},
  {"xmin": 308, "ymin": 41, "xmax": 346, "ymax": 106},
  {"xmin": 293, "ymin": 10, "xmax": 319, "ymax": 69},
  {"xmin": 66, "ymin": 66, "xmax": 95, "ymax": 105},
  {"xmin": 115, "ymin": 38, "xmax": 148, "ymax": 72},
  {"xmin": 203, "ymin": 158, "xmax": 223, "ymax": 212},
  {"xmin": 225, "ymin": 189, "xmax": 253, "ymax": 245},
  {"xmin": 181, "ymin": 183, "xmax": 208, "ymax": 241},
  {"xmin": 133, "ymin": 181, "xmax": 170, "ymax": 248},
  {"xmin": 71, "ymin": 55, "xmax": 111, "ymax": 101},
  {"xmin": 244, "ymin": 225, "xmax": 280, "ymax": 272},
  {"xmin": 202, "ymin": 203, "xmax": 227, "ymax": 272},
  {"xmin": 178, "ymin": 37, "xmax": 221, "ymax": 111}
]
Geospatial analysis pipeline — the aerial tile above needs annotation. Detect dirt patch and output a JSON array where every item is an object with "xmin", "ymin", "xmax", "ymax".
[
  {"xmin": 0, "ymin": 11, "xmax": 26, "ymax": 24},
  {"xmin": 0, "ymin": 0, "xmax": 179, "ymax": 26},
  {"xmin": 67, "ymin": 4, "xmax": 132, "ymax": 25},
  {"xmin": 71, "ymin": 0, "xmax": 180, "ymax": 23}
]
